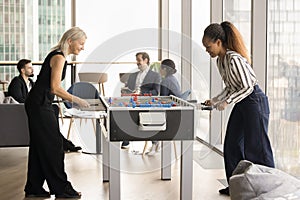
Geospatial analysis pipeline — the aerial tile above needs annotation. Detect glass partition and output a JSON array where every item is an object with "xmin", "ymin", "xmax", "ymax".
[{"xmin": 192, "ymin": 0, "xmax": 210, "ymax": 141}]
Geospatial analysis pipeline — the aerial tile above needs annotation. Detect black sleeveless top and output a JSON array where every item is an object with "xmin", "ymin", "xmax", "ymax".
[{"xmin": 26, "ymin": 50, "xmax": 67, "ymax": 107}]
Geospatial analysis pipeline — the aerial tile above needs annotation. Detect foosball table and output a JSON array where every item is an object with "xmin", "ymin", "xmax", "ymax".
[
  {"xmin": 104, "ymin": 95, "xmax": 194, "ymax": 141},
  {"xmin": 86, "ymin": 95, "xmax": 195, "ymax": 200}
]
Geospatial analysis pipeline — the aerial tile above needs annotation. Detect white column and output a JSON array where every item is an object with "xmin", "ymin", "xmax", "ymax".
[
  {"xmin": 181, "ymin": 0, "xmax": 192, "ymax": 91},
  {"xmin": 180, "ymin": 2, "xmax": 193, "ymax": 199},
  {"xmin": 158, "ymin": 0, "xmax": 169, "ymax": 60},
  {"xmin": 71, "ymin": 0, "xmax": 76, "ymax": 26},
  {"xmin": 251, "ymin": 0, "xmax": 268, "ymax": 92},
  {"xmin": 210, "ymin": 0, "xmax": 223, "ymax": 146}
]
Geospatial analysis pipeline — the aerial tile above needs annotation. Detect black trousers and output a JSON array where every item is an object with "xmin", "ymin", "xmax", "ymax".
[
  {"xmin": 24, "ymin": 103, "xmax": 70, "ymax": 194},
  {"xmin": 52, "ymin": 104, "xmax": 74, "ymax": 150},
  {"xmin": 223, "ymin": 85, "xmax": 275, "ymax": 182}
]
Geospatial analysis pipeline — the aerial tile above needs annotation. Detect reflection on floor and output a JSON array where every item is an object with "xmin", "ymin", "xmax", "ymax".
[{"xmin": 0, "ymin": 140, "xmax": 230, "ymax": 200}]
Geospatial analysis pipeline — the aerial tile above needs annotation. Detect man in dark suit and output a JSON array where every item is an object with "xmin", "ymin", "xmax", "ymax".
[
  {"xmin": 125, "ymin": 52, "xmax": 161, "ymax": 95},
  {"xmin": 8, "ymin": 59, "xmax": 81, "ymax": 152},
  {"xmin": 8, "ymin": 59, "xmax": 34, "ymax": 103},
  {"xmin": 121, "ymin": 52, "xmax": 161, "ymax": 148}
]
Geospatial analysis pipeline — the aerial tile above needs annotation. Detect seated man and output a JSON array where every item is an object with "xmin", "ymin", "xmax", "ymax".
[
  {"xmin": 121, "ymin": 52, "xmax": 161, "ymax": 149},
  {"xmin": 125, "ymin": 52, "xmax": 161, "ymax": 95},
  {"xmin": 8, "ymin": 59, "xmax": 81, "ymax": 152}
]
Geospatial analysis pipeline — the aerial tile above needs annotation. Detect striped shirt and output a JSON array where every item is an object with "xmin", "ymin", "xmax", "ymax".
[{"xmin": 215, "ymin": 50, "xmax": 258, "ymax": 104}]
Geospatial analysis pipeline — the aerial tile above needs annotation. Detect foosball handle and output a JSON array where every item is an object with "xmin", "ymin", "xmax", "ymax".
[
  {"xmin": 200, "ymin": 102, "xmax": 214, "ymax": 110},
  {"xmin": 201, "ymin": 106, "xmax": 214, "ymax": 110}
]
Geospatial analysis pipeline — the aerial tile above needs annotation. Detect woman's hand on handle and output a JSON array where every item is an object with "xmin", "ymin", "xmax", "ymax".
[
  {"xmin": 203, "ymin": 98, "xmax": 228, "ymax": 111},
  {"xmin": 204, "ymin": 97, "xmax": 218, "ymax": 106},
  {"xmin": 73, "ymin": 96, "xmax": 90, "ymax": 108}
]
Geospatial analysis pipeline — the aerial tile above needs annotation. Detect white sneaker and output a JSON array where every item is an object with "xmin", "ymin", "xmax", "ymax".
[
  {"xmin": 147, "ymin": 142, "xmax": 160, "ymax": 156},
  {"xmin": 155, "ymin": 142, "xmax": 161, "ymax": 152}
]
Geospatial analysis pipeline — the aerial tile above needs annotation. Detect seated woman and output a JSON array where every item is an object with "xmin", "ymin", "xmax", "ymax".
[
  {"xmin": 148, "ymin": 59, "xmax": 181, "ymax": 155},
  {"xmin": 160, "ymin": 59, "xmax": 181, "ymax": 97}
]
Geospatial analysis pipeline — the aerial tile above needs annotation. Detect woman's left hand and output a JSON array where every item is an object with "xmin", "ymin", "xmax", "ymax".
[{"xmin": 217, "ymin": 101, "xmax": 228, "ymax": 111}]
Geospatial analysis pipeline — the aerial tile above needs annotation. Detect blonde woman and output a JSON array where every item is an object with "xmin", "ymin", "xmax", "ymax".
[{"xmin": 24, "ymin": 27, "xmax": 89, "ymax": 198}]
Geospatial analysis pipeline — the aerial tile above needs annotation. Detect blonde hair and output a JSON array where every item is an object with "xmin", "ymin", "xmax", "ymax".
[{"xmin": 51, "ymin": 27, "xmax": 87, "ymax": 56}]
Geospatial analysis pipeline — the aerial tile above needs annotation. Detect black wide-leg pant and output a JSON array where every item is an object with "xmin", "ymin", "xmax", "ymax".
[
  {"xmin": 223, "ymin": 85, "xmax": 275, "ymax": 183},
  {"xmin": 52, "ymin": 104, "xmax": 74, "ymax": 151},
  {"xmin": 24, "ymin": 103, "xmax": 70, "ymax": 194}
]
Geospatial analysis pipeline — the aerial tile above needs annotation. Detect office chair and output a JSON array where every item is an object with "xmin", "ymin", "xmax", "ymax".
[{"xmin": 78, "ymin": 72, "xmax": 107, "ymax": 96}]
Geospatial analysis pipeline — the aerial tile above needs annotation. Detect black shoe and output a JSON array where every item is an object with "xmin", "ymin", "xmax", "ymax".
[
  {"xmin": 67, "ymin": 146, "xmax": 82, "ymax": 152},
  {"xmin": 55, "ymin": 184, "xmax": 81, "ymax": 199},
  {"xmin": 219, "ymin": 187, "xmax": 230, "ymax": 196},
  {"xmin": 121, "ymin": 141, "xmax": 130, "ymax": 149},
  {"xmin": 64, "ymin": 140, "xmax": 82, "ymax": 152},
  {"xmin": 25, "ymin": 190, "xmax": 50, "ymax": 198}
]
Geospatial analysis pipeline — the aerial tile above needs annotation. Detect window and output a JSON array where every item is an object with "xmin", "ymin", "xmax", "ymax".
[
  {"xmin": 10, "ymin": 13, "xmax": 14, "ymax": 24},
  {"xmin": 5, "ymin": 34, "xmax": 9, "ymax": 44},
  {"xmin": 267, "ymin": 0, "xmax": 300, "ymax": 176},
  {"xmin": 76, "ymin": 0, "xmax": 158, "ymax": 97},
  {"xmin": 4, "ymin": 13, "xmax": 8, "ymax": 23},
  {"xmin": 224, "ymin": 0, "xmax": 252, "ymax": 51}
]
